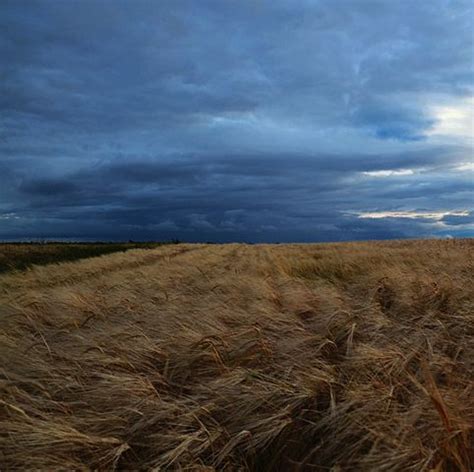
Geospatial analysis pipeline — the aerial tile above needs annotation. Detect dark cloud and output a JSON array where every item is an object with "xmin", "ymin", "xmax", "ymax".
[
  {"xmin": 19, "ymin": 179, "xmax": 79, "ymax": 197},
  {"xmin": 442, "ymin": 213, "xmax": 474, "ymax": 226},
  {"xmin": 352, "ymin": 100, "xmax": 435, "ymax": 141},
  {"xmin": 0, "ymin": 0, "xmax": 472, "ymax": 241}
]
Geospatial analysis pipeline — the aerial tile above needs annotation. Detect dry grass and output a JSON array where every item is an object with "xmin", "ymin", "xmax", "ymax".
[{"xmin": 0, "ymin": 240, "xmax": 473, "ymax": 471}]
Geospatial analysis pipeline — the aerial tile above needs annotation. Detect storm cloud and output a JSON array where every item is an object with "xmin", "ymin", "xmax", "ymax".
[{"xmin": 0, "ymin": 0, "xmax": 472, "ymax": 241}]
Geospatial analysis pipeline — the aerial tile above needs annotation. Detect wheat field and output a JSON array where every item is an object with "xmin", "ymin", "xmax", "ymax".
[{"xmin": 0, "ymin": 240, "xmax": 473, "ymax": 471}]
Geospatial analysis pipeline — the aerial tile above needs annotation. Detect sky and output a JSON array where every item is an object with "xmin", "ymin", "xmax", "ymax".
[{"xmin": 0, "ymin": 0, "xmax": 473, "ymax": 242}]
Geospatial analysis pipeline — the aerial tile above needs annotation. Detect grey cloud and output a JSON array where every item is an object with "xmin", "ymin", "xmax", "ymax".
[
  {"xmin": 0, "ymin": 0, "xmax": 472, "ymax": 241},
  {"xmin": 441, "ymin": 212, "xmax": 474, "ymax": 227},
  {"xmin": 19, "ymin": 179, "xmax": 79, "ymax": 197}
]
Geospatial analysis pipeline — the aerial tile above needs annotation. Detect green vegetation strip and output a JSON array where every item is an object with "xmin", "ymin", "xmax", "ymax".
[{"xmin": 0, "ymin": 242, "xmax": 178, "ymax": 273}]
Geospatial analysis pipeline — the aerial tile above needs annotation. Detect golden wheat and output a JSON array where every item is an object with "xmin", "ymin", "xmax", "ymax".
[{"xmin": 0, "ymin": 240, "xmax": 473, "ymax": 470}]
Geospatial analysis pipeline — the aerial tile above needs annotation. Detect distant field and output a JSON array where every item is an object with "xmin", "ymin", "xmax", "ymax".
[
  {"xmin": 0, "ymin": 240, "xmax": 472, "ymax": 470},
  {"xmin": 0, "ymin": 241, "xmax": 173, "ymax": 273}
]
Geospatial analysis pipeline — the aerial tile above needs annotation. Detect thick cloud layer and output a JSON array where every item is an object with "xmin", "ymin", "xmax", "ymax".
[{"xmin": 1, "ymin": 0, "xmax": 473, "ymax": 241}]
